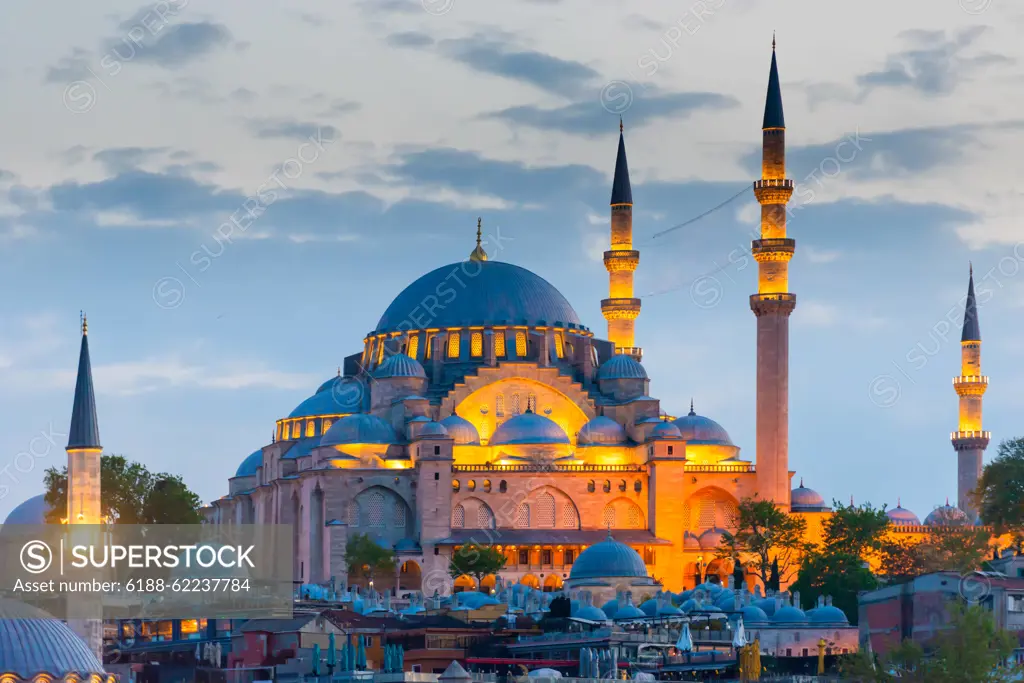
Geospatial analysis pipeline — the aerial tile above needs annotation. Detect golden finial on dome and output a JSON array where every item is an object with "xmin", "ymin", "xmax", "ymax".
[{"xmin": 469, "ymin": 217, "xmax": 488, "ymax": 262}]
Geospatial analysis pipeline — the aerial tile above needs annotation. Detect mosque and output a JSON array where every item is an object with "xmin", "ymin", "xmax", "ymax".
[{"xmin": 2, "ymin": 40, "xmax": 993, "ymax": 640}]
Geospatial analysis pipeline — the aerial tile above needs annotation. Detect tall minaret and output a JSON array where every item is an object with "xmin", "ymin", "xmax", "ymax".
[
  {"xmin": 751, "ymin": 37, "xmax": 796, "ymax": 508},
  {"xmin": 602, "ymin": 119, "xmax": 642, "ymax": 361},
  {"xmin": 951, "ymin": 265, "xmax": 989, "ymax": 520},
  {"xmin": 66, "ymin": 314, "xmax": 103, "ymax": 660}
]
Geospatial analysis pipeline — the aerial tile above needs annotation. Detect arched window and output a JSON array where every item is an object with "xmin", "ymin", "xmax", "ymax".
[
  {"xmin": 323, "ymin": 419, "xmax": 333, "ymax": 432},
  {"xmin": 407, "ymin": 334, "xmax": 419, "ymax": 359},
  {"xmin": 447, "ymin": 332, "xmax": 461, "ymax": 359},
  {"xmin": 346, "ymin": 501, "xmax": 360, "ymax": 527},
  {"xmin": 483, "ymin": 479, "xmax": 491, "ymax": 493},
  {"xmin": 393, "ymin": 500, "xmax": 407, "ymax": 528},
  {"xmin": 603, "ymin": 480, "xmax": 611, "ymax": 493},
  {"xmin": 602, "ymin": 506, "xmax": 616, "ymax": 528},
  {"xmin": 527, "ymin": 394, "xmax": 537, "ymax": 412},
  {"xmin": 494, "ymin": 331, "xmax": 507, "ymax": 358},
  {"xmin": 634, "ymin": 479, "xmax": 642, "ymax": 493},
  {"xmin": 282, "ymin": 423, "xmax": 290, "ymax": 440},
  {"xmin": 559, "ymin": 502, "xmax": 578, "ymax": 528},
  {"xmin": 515, "ymin": 331, "xmax": 527, "ymax": 357},
  {"xmin": 537, "ymin": 493, "xmax": 556, "ymax": 528},
  {"xmin": 476, "ymin": 505, "xmax": 494, "ymax": 529},
  {"xmin": 377, "ymin": 338, "xmax": 386, "ymax": 364},
  {"xmin": 515, "ymin": 503, "xmax": 530, "ymax": 528},
  {"xmin": 587, "ymin": 480, "xmax": 595, "ymax": 493},
  {"xmin": 554, "ymin": 332, "xmax": 565, "ymax": 359},
  {"xmin": 496, "ymin": 395, "xmax": 505, "ymax": 417},
  {"xmin": 499, "ymin": 480, "xmax": 507, "ymax": 493},
  {"xmin": 619, "ymin": 480, "xmax": 627, "ymax": 492},
  {"xmin": 306, "ymin": 420, "xmax": 316, "ymax": 438},
  {"xmin": 627, "ymin": 505, "xmax": 642, "ymax": 529},
  {"xmin": 452, "ymin": 480, "xmax": 460, "ymax": 493},
  {"xmin": 468, "ymin": 480, "xmax": 476, "ymax": 492},
  {"xmin": 452, "ymin": 504, "xmax": 466, "ymax": 528},
  {"xmin": 511, "ymin": 394, "xmax": 521, "ymax": 415},
  {"xmin": 366, "ymin": 491, "xmax": 385, "ymax": 527},
  {"xmin": 425, "ymin": 333, "xmax": 434, "ymax": 359},
  {"xmin": 470, "ymin": 332, "xmax": 483, "ymax": 357}
]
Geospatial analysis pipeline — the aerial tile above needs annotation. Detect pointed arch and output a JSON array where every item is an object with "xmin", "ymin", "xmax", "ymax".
[{"xmin": 601, "ymin": 497, "xmax": 646, "ymax": 530}]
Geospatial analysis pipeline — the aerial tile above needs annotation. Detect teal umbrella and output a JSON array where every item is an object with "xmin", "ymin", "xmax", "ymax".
[
  {"xmin": 397, "ymin": 645, "xmax": 404, "ymax": 671},
  {"xmin": 328, "ymin": 632, "xmax": 336, "ymax": 669},
  {"xmin": 312, "ymin": 643, "xmax": 322, "ymax": 676},
  {"xmin": 347, "ymin": 634, "xmax": 355, "ymax": 671},
  {"xmin": 386, "ymin": 644, "xmax": 394, "ymax": 673},
  {"xmin": 357, "ymin": 635, "xmax": 367, "ymax": 669}
]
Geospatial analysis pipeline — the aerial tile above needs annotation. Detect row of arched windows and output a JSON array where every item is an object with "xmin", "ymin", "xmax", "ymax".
[
  {"xmin": 280, "ymin": 418, "xmax": 335, "ymax": 441},
  {"xmin": 366, "ymin": 329, "xmax": 539, "ymax": 365},
  {"xmin": 495, "ymin": 393, "xmax": 536, "ymax": 417},
  {"xmin": 586, "ymin": 479, "xmax": 643, "ymax": 494},
  {"xmin": 453, "ymin": 479, "xmax": 507, "ymax": 493}
]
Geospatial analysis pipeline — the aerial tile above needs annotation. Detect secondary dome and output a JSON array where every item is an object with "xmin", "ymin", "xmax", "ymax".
[
  {"xmin": 924, "ymin": 503, "xmax": 969, "ymax": 526},
  {"xmin": 791, "ymin": 479, "xmax": 826, "ymax": 510},
  {"xmin": 439, "ymin": 415, "xmax": 481, "ymax": 445},
  {"xmin": 699, "ymin": 527, "xmax": 727, "ymax": 550},
  {"xmin": 417, "ymin": 421, "xmax": 449, "ymax": 439},
  {"xmin": 886, "ymin": 502, "xmax": 921, "ymax": 526},
  {"xmin": 321, "ymin": 413, "xmax": 399, "ymax": 446},
  {"xmin": 290, "ymin": 377, "xmax": 367, "ymax": 417},
  {"xmin": 4, "ymin": 494, "xmax": 49, "ymax": 525},
  {"xmin": 672, "ymin": 406, "xmax": 733, "ymax": 445},
  {"xmin": 569, "ymin": 533, "xmax": 648, "ymax": 580},
  {"xmin": 598, "ymin": 355, "xmax": 648, "ymax": 380},
  {"xmin": 0, "ymin": 598, "xmax": 109, "ymax": 679},
  {"xmin": 650, "ymin": 421, "xmax": 683, "ymax": 440},
  {"xmin": 235, "ymin": 449, "xmax": 263, "ymax": 478},
  {"xmin": 374, "ymin": 353, "xmax": 426, "ymax": 379},
  {"xmin": 810, "ymin": 605, "xmax": 849, "ymax": 624},
  {"xmin": 578, "ymin": 416, "xmax": 628, "ymax": 446},
  {"xmin": 491, "ymin": 411, "xmax": 569, "ymax": 446},
  {"xmin": 375, "ymin": 261, "xmax": 582, "ymax": 333}
]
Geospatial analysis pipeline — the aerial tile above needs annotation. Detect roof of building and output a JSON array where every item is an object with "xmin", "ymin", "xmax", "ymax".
[
  {"xmin": 234, "ymin": 449, "xmax": 263, "ymax": 478},
  {"xmin": 598, "ymin": 354, "xmax": 648, "ymax": 381},
  {"xmin": 886, "ymin": 501, "xmax": 921, "ymax": 526},
  {"xmin": 490, "ymin": 410, "xmax": 569, "ymax": 446},
  {"xmin": 374, "ymin": 261, "xmax": 582, "ymax": 333},
  {"xmin": 374, "ymin": 353, "xmax": 427, "ymax": 379},
  {"xmin": 790, "ymin": 479, "xmax": 827, "ymax": 510},
  {"xmin": 321, "ymin": 413, "xmax": 400, "ymax": 446},
  {"xmin": 3, "ymin": 494, "xmax": 49, "ymax": 525},
  {"xmin": 239, "ymin": 614, "xmax": 318, "ymax": 633},
  {"xmin": 924, "ymin": 503, "xmax": 970, "ymax": 526},
  {"xmin": 0, "ymin": 598, "xmax": 107, "ymax": 678},
  {"xmin": 763, "ymin": 42, "xmax": 785, "ymax": 129},
  {"xmin": 440, "ymin": 414, "xmax": 481, "ymax": 445},
  {"xmin": 578, "ymin": 416, "xmax": 628, "ymax": 446},
  {"xmin": 68, "ymin": 325, "xmax": 101, "ymax": 450},
  {"xmin": 569, "ymin": 533, "xmax": 650, "ymax": 580},
  {"xmin": 611, "ymin": 125, "xmax": 632, "ymax": 205},
  {"xmin": 650, "ymin": 421, "xmax": 683, "ymax": 440},
  {"xmin": 809, "ymin": 605, "xmax": 849, "ymax": 624},
  {"xmin": 416, "ymin": 421, "xmax": 449, "ymax": 439},
  {"xmin": 672, "ymin": 405, "xmax": 734, "ymax": 445}
]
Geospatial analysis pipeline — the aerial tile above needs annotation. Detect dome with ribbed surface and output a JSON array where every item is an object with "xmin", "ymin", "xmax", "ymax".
[
  {"xmin": 374, "ymin": 353, "xmax": 426, "ymax": 379},
  {"xmin": 569, "ymin": 533, "xmax": 648, "ymax": 580},
  {"xmin": 578, "ymin": 416, "xmax": 628, "ymax": 445},
  {"xmin": 886, "ymin": 503, "xmax": 921, "ymax": 526},
  {"xmin": 650, "ymin": 421, "xmax": 682, "ymax": 440},
  {"xmin": 440, "ymin": 415, "xmax": 481, "ymax": 445},
  {"xmin": 321, "ymin": 413, "xmax": 399, "ymax": 446},
  {"xmin": 598, "ymin": 355, "xmax": 648, "ymax": 380},
  {"xmin": 672, "ymin": 407, "xmax": 733, "ymax": 445},
  {"xmin": 3, "ymin": 494, "xmax": 49, "ymax": 525},
  {"xmin": 417, "ymin": 421, "xmax": 449, "ymax": 439},
  {"xmin": 491, "ymin": 411, "xmax": 569, "ymax": 446},
  {"xmin": 791, "ymin": 480, "xmax": 826, "ymax": 510},
  {"xmin": 375, "ymin": 261, "xmax": 582, "ymax": 333},
  {"xmin": 235, "ymin": 449, "xmax": 263, "ymax": 478},
  {"xmin": 924, "ymin": 504, "xmax": 969, "ymax": 526},
  {"xmin": 0, "ymin": 599, "xmax": 108, "ymax": 679}
]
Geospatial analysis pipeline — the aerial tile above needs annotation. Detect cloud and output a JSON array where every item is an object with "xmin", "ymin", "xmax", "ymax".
[
  {"xmin": 44, "ymin": 48, "xmax": 93, "ymax": 83},
  {"xmin": 356, "ymin": 0, "xmax": 423, "ymax": 14},
  {"xmin": 93, "ymin": 147, "xmax": 170, "ymax": 174},
  {"xmin": 248, "ymin": 119, "xmax": 340, "ymax": 142},
  {"xmin": 387, "ymin": 31, "xmax": 434, "ymax": 48},
  {"xmin": 112, "ymin": 22, "xmax": 233, "ymax": 67}
]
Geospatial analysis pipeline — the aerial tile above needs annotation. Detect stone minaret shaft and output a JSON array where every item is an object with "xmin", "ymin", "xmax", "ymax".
[
  {"xmin": 602, "ymin": 120, "xmax": 642, "ymax": 361},
  {"xmin": 951, "ymin": 266, "xmax": 989, "ymax": 519},
  {"xmin": 751, "ymin": 40, "xmax": 796, "ymax": 508}
]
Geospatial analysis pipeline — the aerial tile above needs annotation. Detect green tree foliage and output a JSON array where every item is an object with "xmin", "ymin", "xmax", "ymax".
[
  {"xmin": 718, "ymin": 497, "xmax": 808, "ymax": 589},
  {"xmin": 448, "ymin": 542, "xmax": 507, "ymax": 586},
  {"xmin": 840, "ymin": 603, "xmax": 1020, "ymax": 682},
  {"xmin": 977, "ymin": 437, "xmax": 1024, "ymax": 540},
  {"xmin": 43, "ymin": 454, "xmax": 202, "ymax": 524},
  {"xmin": 344, "ymin": 533, "xmax": 397, "ymax": 582}
]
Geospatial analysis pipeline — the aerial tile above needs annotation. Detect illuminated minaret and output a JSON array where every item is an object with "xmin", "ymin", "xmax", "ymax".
[
  {"xmin": 66, "ymin": 314, "xmax": 103, "ymax": 660},
  {"xmin": 751, "ymin": 37, "xmax": 796, "ymax": 508},
  {"xmin": 951, "ymin": 265, "xmax": 989, "ymax": 520},
  {"xmin": 602, "ymin": 119, "xmax": 642, "ymax": 360}
]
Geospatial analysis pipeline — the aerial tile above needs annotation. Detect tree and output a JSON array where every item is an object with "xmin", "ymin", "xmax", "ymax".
[
  {"xmin": 43, "ymin": 454, "xmax": 202, "ymax": 524},
  {"xmin": 717, "ymin": 497, "xmax": 808, "ymax": 589},
  {"xmin": 344, "ymin": 533, "xmax": 396, "ymax": 584},
  {"xmin": 878, "ymin": 537, "xmax": 928, "ymax": 579},
  {"xmin": 840, "ymin": 603, "xmax": 1020, "ymax": 682},
  {"xmin": 916, "ymin": 518, "xmax": 991, "ymax": 575},
  {"xmin": 448, "ymin": 542, "xmax": 506, "ymax": 589},
  {"xmin": 977, "ymin": 437, "xmax": 1024, "ymax": 539}
]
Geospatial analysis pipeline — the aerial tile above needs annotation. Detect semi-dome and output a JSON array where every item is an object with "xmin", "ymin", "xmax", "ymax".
[
  {"xmin": 0, "ymin": 598, "xmax": 109, "ymax": 679},
  {"xmin": 598, "ymin": 355, "xmax": 648, "ymax": 380},
  {"xmin": 886, "ymin": 501, "xmax": 921, "ymax": 526},
  {"xmin": 578, "ymin": 416, "xmax": 628, "ymax": 446},
  {"xmin": 440, "ymin": 414, "xmax": 481, "ymax": 445},
  {"xmin": 491, "ymin": 411, "xmax": 569, "ymax": 446},
  {"xmin": 790, "ymin": 479, "xmax": 826, "ymax": 509},
  {"xmin": 672, "ymin": 406, "xmax": 733, "ymax": 445},
  {"xmin": 924, "ymin": 503, "xmax": 969, "ymax": 526},
  {"xmin": 698, "ymin": 527, "xmax": 727, "ymax": 550},
  {"xmin": 290, "ymin": 378, "xmax": 366, "ymax": 417},
  {"xmin": 4, "ymin": 494, "xmax": 50, "ymax": 525},
  {"xmin": 649, "ymin": 421, "xmax": 683, "ymax": 440},
  {"xmin": 235, "ymin": 449, "xmax": 263, "ymax": 478},
  {"xmin": 321, "ymin": 413, "xmax": 400, "ymax": 446},
  {"xmin": 375, "ymin": 261, "xmax": 582, "ymax": 333},
  {"xmin": 374, "ymin": 353, "xmax": 427, "ymax": 379},
  {"xmin": 683, "ymin": 531, "xmax": 701, "ymax": 550},
  {"xmin": 569, "ymin": 534, "xmax": 649, "ymax": 580},
  {"xmin": 810, "ymin": 605, "xmax": 849, "ymax": 624}
]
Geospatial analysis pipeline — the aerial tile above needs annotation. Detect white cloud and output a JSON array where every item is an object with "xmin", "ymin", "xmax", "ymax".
[{"xmin": 803, "ymin": 246, "xmax": 841, "ymax": 264}]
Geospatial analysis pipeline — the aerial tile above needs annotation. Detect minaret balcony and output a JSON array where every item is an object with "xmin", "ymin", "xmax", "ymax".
[
  {"xmin": 749, "ymin": 292, "xmax": 796, "ymax": 317},
  {"xmin": 953, "ymin": 375, "xmax": 989, "ymax": 396},
  {"xmin": 951, "ymin": 430, "xmax": 991, "ymax": 450},
  {"xmin": 601, "ymin": 298, "xmax": 641, "ymax": 320},
  {"xmin": 753, "ymin": 179, "xmax": 794, "ymax": 204},
  {"xmin": 603, "ymin": 250, "xmax": 640, "ymax": 272},
  {"xmin": 752, "ymin": 238, "xmax": 795, "ymax": 263},
  {"xmin": 754, "ymin": 179, "xmax": 794, "ymax": 189},
  {"xmin": 615, "ymin": 346, "xmax": 643, "ymax": 361}
]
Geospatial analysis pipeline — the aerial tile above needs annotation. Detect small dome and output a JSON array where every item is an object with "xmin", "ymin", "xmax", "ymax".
[
  {"xmin": 491, "ymin": 411, "xmax": 569, "ymax": 446},
  {"xmin": 672, "ymin": 406, "xmax": 733, "ymax": 445},
  {"xmin": 639, "ymin": 598, "xmax": 658, "ymax": 616},
  {"xmin": 440, "ymin": 414, "xmax": 481, "ymax": 445},
  {"xmin": 374, "ymin": 353, "xmax": 427, "ymax": 379},
  {"xmin": 575, "ymin": 604, "xmax": 609, "ymax": 622},
  {"xmin": 234, "ymin": 449, "xmax": 263, "ymax": 478},
  {"xmin": 613, "ymin": 602, "xmax": 647, "ymax": 620},
  {"xmin": 417, "ymin": 421, "xmax": 450, "ymax": 439},
  {"xmin": 886, "ymin": 503, "xmax": 921, "ymax": 526},
  {"xmin": 810, "ymin": 605, "xmax": 849, "ymax": 624},
  {"xmin": 698, "ymin": 527, "xmax": 727, "ymax": 550},
  {"xmin": 457, "ymin": 591, "xmax": 499, "ymax": 609},
  {"xmin": 598, "ymin": 354, "xmax": 648, "ymax": 380},
  {"xmin": 773, "ymin": 605, "xmax": 808, "ymax": 623},
  {"xmin": 755, "ymin": 598, "xmax": 777, "ymax": 617},
  {"xmin": 683, "ymin": 532, "xmax": 701, "ymax": 550},
  {"xmin": 742, "ymin": 605, "xmax": 769, "ymax": 624},
  {"xmin": 791, "ymin": 479, "xmax": 826, "ymax": 509},
  {"xmin": 0, "ymin": 599, "xmax": 108, "ymax": 678},
  {"xmin": 600, "ymin": 599, "xmax": 619, "ymax": 618},
  {"xmin": 679, "ymin": 598, "xmax": 698, "ymax": 613},
  {"xmin": 578, "ymin": 416, "xmax": 628, "ymax": 446},
  {"xmin": 715, "ymin": 591, "xmax": 737, "ymax": 610},
  {"xmin": 569, "ymin": 534, "xmax": 649, "ymax": 580},
  {"xmin": 649, "ymin": 421, "xmax": 683, "ymax": 440},
  {"xmin": 291, "ymin": 377, "xmax": 367, "ymax": 417},
  {"xmin": 4, "ymin": 494, "xmax": 49, "ymax": 525},
  {"xmin": 657, "ymin": 602, "xmax": 684, "ymax": 617},
  {"xmin": 321, "ymin": 413, "xmax": 400, "ymax": 446},
  {"xmin": 924, "ymin": 504, "xmax": 969, "ymax": 526}
]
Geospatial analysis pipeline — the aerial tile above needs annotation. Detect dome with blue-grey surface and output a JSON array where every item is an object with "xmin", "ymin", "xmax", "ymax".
[
  {"xmin": 578, "ymin": 416, "xmax": 628, "ymax": 446},
  {"xmin": 598, "ymin": 355, "xmax": 648, "ymax": 380},
  {"xmin": 235, "ymin": 449, "xmax": 263, "ymax": 478},
  {"xmin": 374, "ymin": 353, "xmax": 427, "ymax": 379},
  {"xmin": 375, "ymin": 261, "xmax": 583, "ymax": 333},
  {"xmin": 569, "ymin": 533, "xmax": 649, "ymax": 580},
  {"xmin": 321, "ymin": 413, "xmax": 399, "ymax": 446},
  {"xmin": 0, "ymin": 598, "xmax": 110, "ymax": 680},
  {"xmin": 3, "ymin": 494, "xmax": 49, "ymax": 525},
  {"xmin": 440, "ymin": 414, "xmax": 481, "ymax": 445},
  {"xmin": 491, "ymin": 410, "xmax": 569, "ymax": 446},
  {"xmin": 790, "ymin": 479, "xmax": 827, "ymax": 510},
  {"xmin": 417, "ymin": 421, "xmax": 449, "ymax": 439},
  {"xmin": 290, "ymin": 379, "xmax": 366, "ymax": 418},
  {"xmin": 672, "ymin": 405, "xmax": 733, "ymax": 445},
  {"xmin": 810, "ymin": 604, "xmax": 849, "ymax": 624},
  {"xmin": 773, "ymin": 604, "xmax": 808, "ymax": 623},
  {"xmin": 924, "ymin": 503, "xmax": 969, "ymax": 526},
  {"xmin": 886, "ymin": 502, "xmax": 921, "ymax": 526},
  {"xmin": 650, "ymin": 421, "xmax": 683, "ymax": 440}
]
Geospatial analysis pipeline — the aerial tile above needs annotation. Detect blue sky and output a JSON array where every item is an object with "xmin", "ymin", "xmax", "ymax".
[{"xmin": 0, "ymin": 0, "xmax": 1022, "ymax": 522}]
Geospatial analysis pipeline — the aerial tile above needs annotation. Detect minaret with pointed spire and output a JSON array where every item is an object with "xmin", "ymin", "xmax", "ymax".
[
  {"xmin": 602, "ymin": 118, "xmax": 641, "ymax": 360},
  {"xmin": 951, "ymin": 264, "xmax": 989, "ymax": 519},
  {"xmin": 469, "ymin": 217, "xmax": 488, "ymax": 262},
  {"xmin": 751, "ymin": 37, "xmax": 796, "ymax": 509}
]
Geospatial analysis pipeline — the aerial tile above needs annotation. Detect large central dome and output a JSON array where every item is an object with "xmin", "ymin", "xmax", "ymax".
[{"xmin": 375, "ymin": 261, "xmax": 582, "ymax": 334}]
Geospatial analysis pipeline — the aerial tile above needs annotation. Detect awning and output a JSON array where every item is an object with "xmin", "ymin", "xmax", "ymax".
[{"xmin": 435, "ymin": 529, "xmax": 672, "ymax": 546}]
